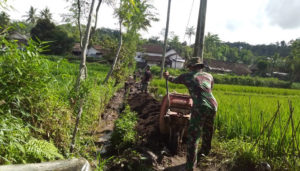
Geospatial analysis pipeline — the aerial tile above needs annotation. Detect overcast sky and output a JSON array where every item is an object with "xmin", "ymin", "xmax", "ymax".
[{"xmin": 6, "ymin": 0, "xmax": 300, "ymax": 45}]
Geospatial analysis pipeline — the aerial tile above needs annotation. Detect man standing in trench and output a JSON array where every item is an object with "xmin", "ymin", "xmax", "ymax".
[
  {"xmin": 141, "ymin": 65, "xmax": 152, "ymax": 93},
  {"xmin": 163, "ymin": 57, "xmax": 218, "ymax": 171}
]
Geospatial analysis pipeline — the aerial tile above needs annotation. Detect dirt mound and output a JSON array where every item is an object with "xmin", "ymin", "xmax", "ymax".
[{"xmin": 128, "ymin": 92, "xmax": 165, "ymax": 152}]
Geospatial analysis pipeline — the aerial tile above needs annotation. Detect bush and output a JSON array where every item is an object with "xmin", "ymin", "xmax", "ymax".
[
  {"xmin": 110, "ymin": 105, "xmax": 137, "ymax": 151},
  {"xmin": 24, "ymin": 139, "xmax": 63, "ymax": 163},
  {"xmin": 0, "ymin": 114, "xmax": 63, "ymax": 164},
  {"xmin": 0, "ymin": 39, "xmax": 50, "ymax": 122}
]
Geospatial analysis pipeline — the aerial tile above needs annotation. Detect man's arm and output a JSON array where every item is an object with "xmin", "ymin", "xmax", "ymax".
[{"xmin": 166, "ymin": 73, "xmax": 187, "ymax": 84}]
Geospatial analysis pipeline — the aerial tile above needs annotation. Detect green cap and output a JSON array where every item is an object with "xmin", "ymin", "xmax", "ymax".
[{"xmin": 186, "ymin": 57, "xmax": 204, "ymax": 68}]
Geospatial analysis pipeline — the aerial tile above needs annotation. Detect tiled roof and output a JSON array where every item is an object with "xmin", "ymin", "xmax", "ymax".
[
  {"xmin": 72, "ymin": 43, "xmax": 103, "ymax": 52},
  {"xmin": 204, "ymin": 58, "xmax": 251, "ymax": 75},
  {"xmin": 144, "ymin": 55, "xmax": 162, "ymax": 62},
  {"xmin": 142, "ymin": 44, "xmax": 163, "ymax": 54},
  {"xmin": 93, "ymin": 45, "xmax": 102, "ymax": 51},
  {"xmin": 73, "ymin": 43, "xmax": 81, "ymax": 52}
]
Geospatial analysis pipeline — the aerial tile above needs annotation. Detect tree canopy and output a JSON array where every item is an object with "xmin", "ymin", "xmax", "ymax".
[{"xmin": 31, "ymin": 19, "xmax": 75, "ymax": 55}]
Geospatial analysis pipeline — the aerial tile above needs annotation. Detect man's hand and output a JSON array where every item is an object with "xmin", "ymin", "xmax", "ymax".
[{"xmin": 163, "ymin": 71, "xmax": 169, "ymax": 79}]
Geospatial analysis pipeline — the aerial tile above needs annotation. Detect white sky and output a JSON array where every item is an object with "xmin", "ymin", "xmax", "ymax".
[{"xmin": 6, "ymin": 0, "xmax": 300, "ymax": 45}]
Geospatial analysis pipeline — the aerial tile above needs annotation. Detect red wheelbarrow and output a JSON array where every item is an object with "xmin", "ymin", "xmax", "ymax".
[{"xmin": 159, "ymin": 93, "xmax": 193, "ymax": 153}]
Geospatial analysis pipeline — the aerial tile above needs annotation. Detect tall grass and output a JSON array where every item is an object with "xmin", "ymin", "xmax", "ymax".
[
  {"xmin": 150, "ymin": 66, "xmax": 296, "ymax": 89},
  {"xmin": 0, "ymin": 39, "xmax": 121, "ymax": 164}
]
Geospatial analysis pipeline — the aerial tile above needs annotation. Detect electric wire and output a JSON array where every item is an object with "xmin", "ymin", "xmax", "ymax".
[{"xmin": 183, "ymin": 0, "xmax": 195, "ymax": 42}]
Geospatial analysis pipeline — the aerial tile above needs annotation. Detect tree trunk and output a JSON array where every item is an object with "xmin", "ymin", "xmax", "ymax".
[
  {"xmin": 77, "ymin": 0, "xmax": 83, "ymax": 47},
  {"xmin": 91, "ymin": 0, "xmax": 102, "ymax": 37},
  {"xmin": 193, "ymin": 0, "xmax": 207, "ymax": 59},
  {"xmin": 76, "ymin": 0, "xmax": 96, "ymax": 84},
  {"xmin": 104, "ymin": 19, "xmax": 123, "ymax": 84},
  {"xmin": 70, "ymin": 99, "xmax": 83, "ymax": 153},
  {"xmin": 71, "ymin": 0, "xmax": 97, "ymax": 153}
]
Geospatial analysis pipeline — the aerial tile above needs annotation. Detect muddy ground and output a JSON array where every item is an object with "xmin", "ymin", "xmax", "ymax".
[
  {"xmin": 127, "ymin": 83, "xmax": 227, "ymax": 171},
  {"xmin": 95, "ymin": 82, "xmax": 242, "ymax": 171}
]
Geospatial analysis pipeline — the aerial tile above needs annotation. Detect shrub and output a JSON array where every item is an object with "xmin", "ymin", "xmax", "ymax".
[
  {"xmin": 110, "ymin": 105, "xmax": 137, "ymax": 151},
  {"xmin": 0, "ymin": 114, "xmax": 63, "ymax": 164},
  {"xmin": 24, "ymin": 139, "xmax": 64, "ymax": 163},
  {"xmin": 0, "ymin": 39, "xmax": 51, "ymax": 121}
]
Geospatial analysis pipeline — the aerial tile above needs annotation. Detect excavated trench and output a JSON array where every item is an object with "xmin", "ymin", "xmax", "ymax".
[
  {"xmin": 126, "ymin": 84, "xmax": 189, "ymax": 170},
  {"xmin": 97, "ymin": 82, "xmax": 232, "ymax": 171}
]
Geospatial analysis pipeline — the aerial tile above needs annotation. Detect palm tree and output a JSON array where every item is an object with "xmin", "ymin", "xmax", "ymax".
[
  {"xmin": 23, "ymin": 6, "xmax": 37, "ymax": 24},
  {"xmin": 185, "ymin": 26, "xmax": 195, "ymax": 45},
  {"xmin": 40, "ymin": 7, "xmax": 52, "ymax": 20}
]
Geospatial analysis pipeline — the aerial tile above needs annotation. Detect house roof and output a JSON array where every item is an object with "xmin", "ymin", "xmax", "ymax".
[
  {"xmin": 204, "ymin": 58, "xmax": 251, "ymax": 75},
  {"xmin": 144, "ymin": 55, "xmax": 163, "ymax": 62},
  {"xmin": 93, "ymin": 45, "xmax": 102, "ymax": 51},
  {"xmin": 73, "ymin": 43, "xmax": 81, "ymax": 52},
  {"xmin": 8, "ymin": 32, "xmax": 28, "ymax": 40},
  {"xmin": 142, "ymin": 44, "xmax": 163, "ymax": 54},
  {"xmin": 72, "ymin": 43, "xmax": 103, "ymax": 52}
]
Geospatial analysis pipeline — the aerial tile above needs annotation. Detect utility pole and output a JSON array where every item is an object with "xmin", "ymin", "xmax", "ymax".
[
  {"xmin": 193, "ymin": 0, "xmax": 208, "ymax": 60},
  {"xmin": 160, "ymin": 0, "xmax": 172, "ymax": 78}
]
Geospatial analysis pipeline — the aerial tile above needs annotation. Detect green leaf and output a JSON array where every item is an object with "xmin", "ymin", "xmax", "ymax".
[
  {"xmin": 129, "ymin": 0, "xmax": 135, "ymax": 6},
  {"xmin": 16, "ymin": 67, "xmax": 22, "ymax": 75}
]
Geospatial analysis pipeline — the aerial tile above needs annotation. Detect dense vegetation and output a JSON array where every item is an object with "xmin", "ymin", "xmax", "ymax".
[
  {"xmin": 1, "ymin": 0, "xmax": 156, "ymax": 166},
  {"xmin": 0, "ymin": 39, "xmax": 120, "ymax": 164}
]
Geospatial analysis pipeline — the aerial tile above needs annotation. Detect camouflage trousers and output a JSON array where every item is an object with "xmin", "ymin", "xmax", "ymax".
[
  {"xmin": 141, "ymin": 82, "xmax": 149, "ymax": 93},
  {"xmin": 186, "ymin": 105, "xmax": 216, "ymax": 171}
]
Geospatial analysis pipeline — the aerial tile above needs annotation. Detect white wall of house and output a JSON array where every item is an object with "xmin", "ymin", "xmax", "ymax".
[
  {"xmin": 171, "ymin": 61, "xmax": 185, "ymax": 69},
  {"xmin": 144, "ymin": 52, "xmax": 162, "ymax": 56},
  {"xmin": 87, "ymin": 47, "xmax": 102, "ymax": 58},
  {"xmin": 135, "ymin": 52, "xmax": 145, "ymax": 62},
  {"xmin": 134, "ymin": 49, "xmax": 185, "ymax": 69},
  {"xmin": 166, "ymin": 49, "xmax": 176, "ymax": 56},
  {"xmin": 169, "ymin": 54, "xmax": 185, "ymax": 69}
]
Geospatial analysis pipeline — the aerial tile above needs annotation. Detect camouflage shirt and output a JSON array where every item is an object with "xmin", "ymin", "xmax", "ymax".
[{"xmin": 168, "ymin": 71, "xmax": 218, "ymax": 111}]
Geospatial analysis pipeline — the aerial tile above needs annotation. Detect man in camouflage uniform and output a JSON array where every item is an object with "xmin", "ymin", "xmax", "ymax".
[
  {"xmin": 163, "ymin": 58, "xmax": 218, "ymax": 171},
  {"xmin": 141, "ymin": 65, "xmax": 152, "ymax": 93}
]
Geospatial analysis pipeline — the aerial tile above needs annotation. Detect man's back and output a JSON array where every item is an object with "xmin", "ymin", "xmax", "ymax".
[
  {"xmin": 143, "ymin": 70, "xmax": 152, "ymax": 83},
  {"xmin": 169, "ymin": 71, "xmax": 218, "ymax": 111}
]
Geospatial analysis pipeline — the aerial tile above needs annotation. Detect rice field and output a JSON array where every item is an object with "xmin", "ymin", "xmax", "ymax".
[{"xmin": 150, "ymin": 79, "xmax": 300, "ymax": 167}]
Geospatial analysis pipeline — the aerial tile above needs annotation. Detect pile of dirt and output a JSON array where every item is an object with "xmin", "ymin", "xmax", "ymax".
[{"xmin": 128, "ymin": 90, "xmax": 165, "ymax": 152}]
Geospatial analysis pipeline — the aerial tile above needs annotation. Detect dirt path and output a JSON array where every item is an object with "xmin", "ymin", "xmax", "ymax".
[{"xmin": 94, "ymin": 88, "xmax": 125, "ymax": 154}]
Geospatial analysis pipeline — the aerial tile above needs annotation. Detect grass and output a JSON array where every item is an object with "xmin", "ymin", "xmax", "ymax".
[
  {"xmin": 150, "ymin": 66, "xmax": 298, "ymax": 89},
  {"xmin": 150, "ymin": 78, "xmax": 300, "ymax": 170},
  {"xmin": 45, "ymin": 56, "xmax": 122, "ymax": 158}
]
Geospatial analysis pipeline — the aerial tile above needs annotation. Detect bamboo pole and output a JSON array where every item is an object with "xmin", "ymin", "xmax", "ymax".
[
  {"xmin": 193, "ymin": 0, "xmax": 207, "ymax": 60},
  {"xmin": 160, "ymin": 0, "xmax": 172, "ymax": 78}
]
